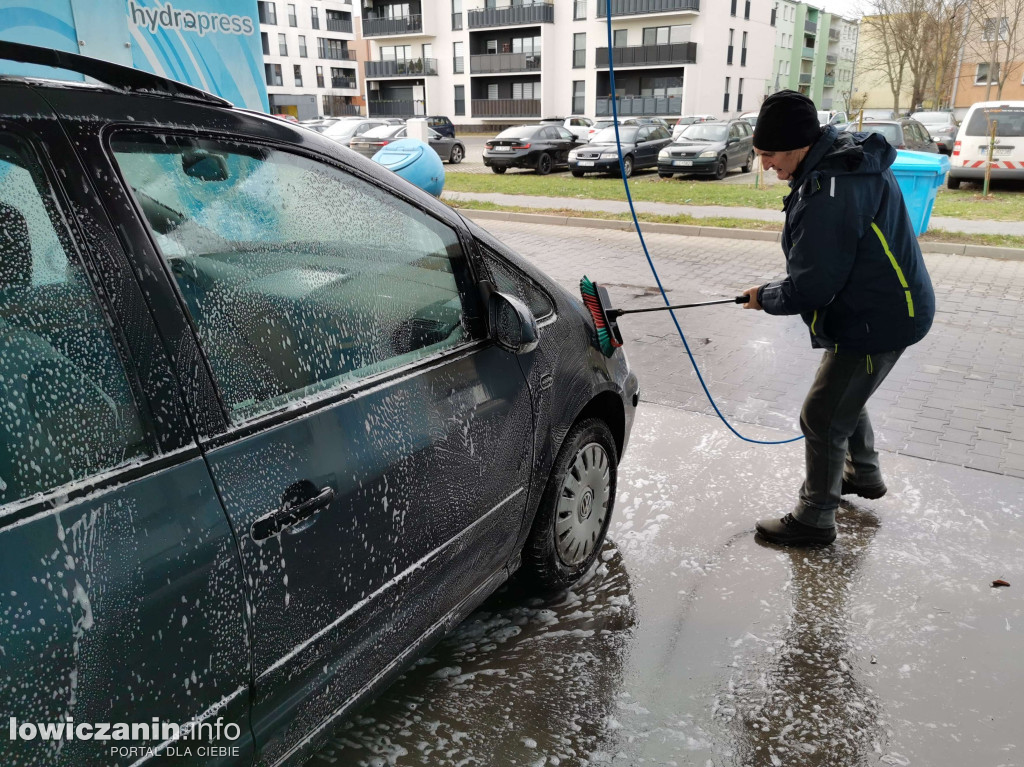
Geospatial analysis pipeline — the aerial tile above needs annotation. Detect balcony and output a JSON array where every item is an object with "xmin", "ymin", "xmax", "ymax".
[
  {"xmin": 330, "ymin": 104, "xmax": 362, "ymax": 116},
  {"xmin": 801, "ymin": 46, "xmax": 815, "ymax": 59},
  {"xmin": 368, "ymin": 99, "xmax": 425, "ymax": 117},
  {"xmin": 363, "ymin": 14, "xmax": 422, "ymax": 36},
  {"xmin": 798, "ymin": 73, "xmax": 812, "ymax": 85},
  {"xmin": 327, "ymin": 18, "xmax": 353, "ymax": 33},
  {"xmin": 823, "ymin": 75, "xmax": 835, "ymax": 86},
  {"xmin": 331, "ymin": 76, "xmax": 358, "ymax": 89},
  {"xmin": 596, "ymin": 42, "xmax": 697, "ymax": 67},
  {"xmin": 470, "ymin": 52, "xmax": 541, "ymax": 73},
  {"xmin": 829, "ymin": 28, "xmax": 840, "ymax": 41},
  {"xmin": 468, "ymin": 3, "xmax": 554, "ymax": 28},
  {"xmin": 471, "ymin": 98, "xmax": 541, "ymax": 118},
  {"xmin": 595, "ymin": 95, "xmax": 681, "ymax": 116},
  {"xmin": 598, "ymin": 0, "xmax": 700, "ymax": 17},
  {"xmin": 318, "ymin": 47, "xmax": 357, "ymax": 61},
  {"xmin": 365, "ymin": 58, "xmax": 438, "ymax": 78},
  {"xmin": 804, "ymin": 19, "xmax": 817, "ymax": 33},
  {"xmin": 826, "ymin": 53, "xmax": 838, "ymax": 64}
]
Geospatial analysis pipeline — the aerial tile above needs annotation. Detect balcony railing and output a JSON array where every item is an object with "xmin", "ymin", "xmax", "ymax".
[
  {"xmin": 468, "ymin": 3, "xmax": 554, "ymax": 28},
  {"xmin": 329, "ymin": 104, "xmax": 362, "ymax": 116},
  {"xmin": 596, "ymin": 42, "xmax": 697, "ymax": 67},
  {"xmin": 595, "ymin": 95, "xmax": 681, "ymax": 116},
  {"xmin": 327, "ymin": 18, "xmax": 353, "ymax": 33},
  {"xmin": 331, "ymin": 77, "xmax": 358, "ymax": 89},
  {"xmin": 804, "ymin": 19, "xmax": 817, "ymax": 32},
  {"xmin": 801, "ymin": 46, "xmax": 815, "ymax": 58},
  {"xmin": 823, "ymin": 75, "xmax": 835, "ymax": 86},
  {"xmin": 471, "ymin": 98, "xmax": 541, "ymax": 117},
  {"xmin": 365, "ymin": 58, "xmax": 438, "ymax": 77},
  {"xmin": 368, "ymin": 99, "xmax": 425, "ymax": 117},
  {"xmin": 826, "ymin": 53, "xmax": 838, "ymax": 63},
  {"xmin": 362, "ymin": 14, "xmax": 422, "ymax": 36},
  {"xmin": 318, "ymin": 48, "xmax": 357, "ymax": 61},
  {"xmin": 799, "ymin": 73, "xmax": 812, "ymax": 84},
  {"xmin": 469, "ymin": 52, "xmax": 542, "ymax": 73},
  {"xmin": 598, "ymin": 0, "xmax": 700, "ymax": 17}
]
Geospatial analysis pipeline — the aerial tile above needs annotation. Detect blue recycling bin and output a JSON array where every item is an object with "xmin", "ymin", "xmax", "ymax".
[
  {"xmin": 890, "ymin": 150, "xmax": 950, "ymax": 236},
  {"xmin": 372, "ymin": 138, "xmax": 445, "ymax": 197}
]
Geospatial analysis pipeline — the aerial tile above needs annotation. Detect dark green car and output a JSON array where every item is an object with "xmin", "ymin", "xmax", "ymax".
[
  {"xmin": 657, "ymin": 119, "xmax": 756, "ymax": 180},
  {"xmin": 0, "ymin": 43, "xmax": 637, "ymax": 767}
]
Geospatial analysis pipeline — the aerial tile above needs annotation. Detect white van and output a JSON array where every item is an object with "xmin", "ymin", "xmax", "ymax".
[{"xmin": 947, "ymin": 100, "xmax": 1024, "ymax": 188}]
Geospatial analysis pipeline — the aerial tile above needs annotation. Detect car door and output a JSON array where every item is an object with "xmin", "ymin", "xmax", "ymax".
[
  {"xmin": 726, "ymin": 122, "xmax": 744, "ymax": 168},
  {"xmin": 633, "ymin": 126, "xmax": 655, "ymax": 167},
  {"xmin": 553, "ymin": 126, "xmax": 576, "ymax": 163},
  {"xmin": 427, "ymin": 127, "xmax": 453, "ymax": 160},
  {"xmin": 1, "ymin": 85, "xmax": 252, "ymax": 766},
  {"xmin": 102, "ymin": 123, "xmax": 535, "ymax": 767}
]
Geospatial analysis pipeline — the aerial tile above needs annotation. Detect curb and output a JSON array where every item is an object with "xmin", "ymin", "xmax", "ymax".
[{"xmin": 456, "ymin": 209, "xmax": 1024, "ymax": 260}]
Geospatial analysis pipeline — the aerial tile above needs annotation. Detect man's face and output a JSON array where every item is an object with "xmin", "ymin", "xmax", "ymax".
[{"xmin": 754, "ymin": 146, "xmax": 810, "ymax": 181}]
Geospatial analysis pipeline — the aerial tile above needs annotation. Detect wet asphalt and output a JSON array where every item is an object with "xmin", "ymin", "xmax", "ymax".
[{"xmin": 309, "ymin": 223, "xmax": 1022, "ymax": 767}]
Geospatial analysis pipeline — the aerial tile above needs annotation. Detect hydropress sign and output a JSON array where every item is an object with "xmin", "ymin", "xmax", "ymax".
[{"xmin": 128, "ymin": 1, "xmax": 255, "ymax": 37}]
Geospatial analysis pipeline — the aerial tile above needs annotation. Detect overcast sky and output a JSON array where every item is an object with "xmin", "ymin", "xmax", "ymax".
[{"xmin": 818, "ymin": 0, "xmax": 870, "ymax": 20}]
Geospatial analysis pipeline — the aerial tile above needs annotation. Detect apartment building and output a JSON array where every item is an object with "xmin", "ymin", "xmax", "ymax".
[
  {"xmin": 356, "ymin": 0, "xmax": 775, "ymax": 125},
  {"xmin": 771, "ymin": 2, "xmax": 857, "ymax": 110},
  {"xmin": 258, "ymin": 0, "xmax": 363, "ymax": 119}
]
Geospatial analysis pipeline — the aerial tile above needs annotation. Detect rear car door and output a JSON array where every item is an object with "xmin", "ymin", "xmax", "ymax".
[
  {"xmin": 1, "ymin": 84, "xmax": 252, "ymax": 766},
  {"xmin": 98, "ymin": 115, "xmax": 535, "ymax": 766},
  {"xmin": 553, "ymin": 126, "xmax": 575, "ymax": 162}
]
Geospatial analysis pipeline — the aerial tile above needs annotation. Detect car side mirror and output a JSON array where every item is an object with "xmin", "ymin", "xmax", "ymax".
[
  {"xmin": 488, "ymin": 292, "xmax": 539, "ymax": 354},
  {"xmin": 727, "ymin": 137, "xmax": 738, "ymax": 145},
  {"xmin": 182, "ymin": 151, "xmax": 229, "ymax": 182}
]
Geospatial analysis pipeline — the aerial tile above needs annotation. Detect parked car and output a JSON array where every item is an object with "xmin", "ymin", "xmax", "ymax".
[
  {"xmin": 739, "ymin": 111, "xmax": 759, "ymax": 129},
  {"xmin": 818, "ymin": 110, "xmax": 851, "ymax": 131},
  {"xmin": 483, "ymin": 124, "xmax": 580, "ymax": 174},
  {"xmin": 382, "ymin": 117, "xmax": 406, "ymax": 125},
  {"xmin": 672, "ymin": 114, "xmax": 717, "ymax": 140},
  {"xmin": 0, "ymin": 41, "xmax": 638, "ymax": 767},
  {"xmin": 851, "ymin": 118, "xmax": 938, "ymax": 153},
  {"xmin": 911, "ymin": 111, "xmax": 958, "ymax": 154},
  {"xmin": 272, "ymin": 113, "xmax": 299, "ymax": 123},
  {"xmin": 322, "ymin": 116, "xmax": 389, "ymax": 146},
  {"xmin": 541, "ymin": 116, "xmax": 595, "ymax": 142},
  {"xmin": 658, "ymin": 118, "xmax": 756, "ymax": 180},
  {"xmin": 349, "ymin": 124, "xmax": 466, "ymax": 163},
  {"xmin": 568, "ymin": 124, "xmax": 673, "ymax": 177},
  {"xmin": 426, "ymin": 115, "xmax": 456, "ymax": 138},
  {"xmin": 947, "ymin": 100, "xmax": 1024, "ymax": 188},
  {"xmin": 298, "ymin": 117, "xmax": 341, "ymax": 133}
]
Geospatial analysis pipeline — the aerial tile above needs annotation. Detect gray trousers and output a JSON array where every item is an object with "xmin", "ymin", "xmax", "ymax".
[{"xmin": 793, "ymin": 347, "xmax": 905, "ymax": 529}]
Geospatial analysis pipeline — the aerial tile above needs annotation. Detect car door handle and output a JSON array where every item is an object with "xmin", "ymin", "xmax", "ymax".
[{"xmin": 250, "ymin": 485, "xmax": 336, "ymax": 542}]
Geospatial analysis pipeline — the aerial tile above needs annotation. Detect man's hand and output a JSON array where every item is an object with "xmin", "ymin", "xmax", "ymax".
[{"xmin": 742, "ymin": 286, "xmax": 763, "ymax": 310}]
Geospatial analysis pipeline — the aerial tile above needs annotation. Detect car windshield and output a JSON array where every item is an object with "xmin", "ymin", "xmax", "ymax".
[
  {"xmin": 817, "ymin": 111, "xmax": 832, "ymax": 126},
  {"xmin": 912, "ymin": 112, "xmax": 952, "ymax": 126},
  {"xmin": 681, "ymin": 124, "xmax": 728, "ymax": 141},
  {"xmin": 590, "ymin": 126, "xmax": 639, "ymax": 143},
  {"xmin": 593, "ymin": 120, "xmax": 617, "ymax": 130},
  {"xmin": 495, "ymin": 126, "xmax": 540, "ymax": 140},
  {"xmin": 863, "ymin": 124, "xmax": 901, "ymax": 144},
  {"xmin": 323, "ymin": 121, "xmax": 364, "ymax": 139},
  {"xmin": 964, "ymin": 106, "xmax": 1024, "ymax": 137}
]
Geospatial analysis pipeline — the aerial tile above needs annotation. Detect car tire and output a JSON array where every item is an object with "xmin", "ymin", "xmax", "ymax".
[
  {"xmin": 658, "ymin": 172, "xmax": 673, "ymax": 179},
  {"xmin": 571, "ymin": 169, "xmax": 585, "ymax": 177},
  {"xmin": 714, "ymin": 156, "xmax": 728, "ymax": 180},
  {"xmin": 520, "ymin": 417, "xmax": 618, "ymax": 592},
  {"xmin": 492, "ymin": 166, "xmax": 507, "ymax": 174},
  {"xmin": 536, "ymin": 153, "xmax": 553, "ymax": 175},
  {"xmin": 449, "ymin": 145, "xmax": 464, "ymax": 164},
  {"xmin": 947, "ymin": 175, "xmax": 961, "ymax": 190},
  {"xmin": 741, "ymin": 151, "xmax": 754, "ymax": 173},
  {"xmin": 617, "ymin": 155, "xmax": 634, "ymax": 178}
]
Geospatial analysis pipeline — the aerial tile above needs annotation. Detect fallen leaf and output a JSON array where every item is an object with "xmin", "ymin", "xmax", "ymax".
[{"xmin": 992, "ymin": 579, "xmax": 1011, "ymax": 588}]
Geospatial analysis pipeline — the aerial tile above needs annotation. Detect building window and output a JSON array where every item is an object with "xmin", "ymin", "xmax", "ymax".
[
  {"xmin": 261, "ymin": 32, "xmax": 270, "ymax": 55},
  {"xmin": 771, "ymin": 3, "xmax": 777, "ymax": 25},
  {"xmin": 311, "ymin": 6, "xmax": 319, "ymax": 29},
  {"xmin": 737, "ymin": 78, "xmax": 744, "ymax": 111},
  {"xmin": 613, "ymin": 29, "xmax": 628, "ymax": 47},
  {"xmin": 319, "ymin": 38, "xmax": 353, "ymax": 59},
  {"xmin": 380, "ymin": 45, "xmax": 412, "ymax": 61},
  {"xmin": 265, "ymin": 63, "xmax": 283, "ymax": 87},
  {"xmin": 486, "ymin": 39, "xmax": 498, "ymax": 54},
  {"xmin": 730, "ymin": 0, "xmax": 737, "ymax": 16},
  {"xmin": 288, "ymin": 3, "xmax": 297, "ymax": 26},
  {"xmin": 983, "ymin": 17, "xmax": 1009, "ymax": 41},
  {"xmin": 573, "ymin": 32, "xmax": 586, "ymax": 68},
  {"xmin": 316, "ymin": 66, "xmax": 325, "ymax": 87},
  {"xmin": 455, "ymin": 84, "xmax": 465, "ymax": 115},
  {"xmin": 299, "ymin": 35, "xmax": 307, "ymax": 57},
  {"xmin": 642, "ymin": 25, "xmax": 689, "ymax": 45},
  {"xmin": 293, "ymin": 64, "xmax": 303, "ymax": 87},
  {"xmin": 727, "ymin": 28, "xmax": 734, "ymax": 64},
  {"xmin": 330, "ymin": 67, "xmax": 352, "ymax": 87},
  {"xmin": 574, "ymin": 0, "xmax": 587, "ymax": 20},
  {"xmin": 278, "ymin": 33, "xmax": 288, "ymax": 56},
  {"xmin": 741, "ymin": 31, "xmax": 748, "ymax": 66},
  {"xmin": 512, "ymin": 81, "xmax": 537, "ymax": 100},
  {"xmin": 744, "ymin": 0, "xmax": 750, "ymax": 19},
  {"xmin": 487, "ymin": 83, "xmax": 499, "ymax": 100},
  {"xmin": 976, "ymin": 62, "xmax": 999, "ymax": 84},
  {"xmin": 258, "ymin": 1, "xmax": 277, "ymax": 25},
  {"xmin": 572, "ymin": 80, "xmax": 585, "ymax": 114},
  {"xmin": 723, "ymin": 76, "xmax": 730, "ymax": 111},
  {"xmin": 453, "ymin": 41, "xmax": 464, "ymax": 73}
]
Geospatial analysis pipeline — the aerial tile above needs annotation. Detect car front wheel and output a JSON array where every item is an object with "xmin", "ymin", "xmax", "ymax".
[
  {"xmin": 521, "ymin": 417, "xmax": 618, "ymax": 591},
  {"xmin": 492, "ymin": 166, "xmax": 507, "ymax": 174},
  {"xmin": 713, "ymin": 156, "xmax": 728, "ymax": 180},
  {"xmin": 449, "ymin": 145, "xmax": 464, "ymax": 164}
]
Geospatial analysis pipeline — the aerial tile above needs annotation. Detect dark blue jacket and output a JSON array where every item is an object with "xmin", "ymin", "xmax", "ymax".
[{"xmin": 758, "ymin": 126, "xmax": 935, "ymax": 354}]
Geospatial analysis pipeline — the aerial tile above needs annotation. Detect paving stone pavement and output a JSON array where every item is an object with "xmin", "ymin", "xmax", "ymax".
[{"xmin": 477, "ymin": 219, "xmax": 1024, "ymax": 478}]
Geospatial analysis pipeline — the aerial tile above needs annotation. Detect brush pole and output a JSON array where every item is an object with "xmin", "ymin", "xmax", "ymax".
[{"xmin": 609, "ymin": 295, "xmax": 749, "ymax": 318}]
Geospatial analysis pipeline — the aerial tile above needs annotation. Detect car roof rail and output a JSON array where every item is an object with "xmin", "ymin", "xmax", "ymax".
[{"xmin": 0, "ymin": 40, "xmax": 232, "ymax": 107}]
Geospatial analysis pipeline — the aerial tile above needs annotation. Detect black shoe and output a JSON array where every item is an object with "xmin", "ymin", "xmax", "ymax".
[
  {"xmin": 841, "ymin": 477, "xmax": 887, "ymax": 500},
  {"xmin": 755, "ymin": 513, "xmax": 836, "ymax": 546}
]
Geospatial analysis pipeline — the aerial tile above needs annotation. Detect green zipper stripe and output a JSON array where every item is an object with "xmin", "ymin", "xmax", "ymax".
[
  {"xmin": 870, "ymin": 222, "xmax": 915, "ymax": 318},
  {"xmin": 811, "ymin": 309, "xmax": 818, "ymax": 335}
]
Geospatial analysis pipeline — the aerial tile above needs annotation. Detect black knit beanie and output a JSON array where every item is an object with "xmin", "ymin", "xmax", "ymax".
[{"xmin": 753, "ymin": 90, "xmax": 821, "ymax": 151}]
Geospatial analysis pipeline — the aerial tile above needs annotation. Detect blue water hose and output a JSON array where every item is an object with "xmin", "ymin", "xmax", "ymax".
[{"xmin": 603, "ymin": 13, "xmax": 801, "ymax": 445}]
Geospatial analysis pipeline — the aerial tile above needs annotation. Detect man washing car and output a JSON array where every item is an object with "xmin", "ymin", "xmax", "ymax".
[{"xmin": 741, "ymin": 91, "xmax": 936, "ymax": 546}]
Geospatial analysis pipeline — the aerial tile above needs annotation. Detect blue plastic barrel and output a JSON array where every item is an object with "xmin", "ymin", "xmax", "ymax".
[
  {"xmin": 890, "ymin": 150, "xmax": 951, "ymax": 236},
  {"xmin": 372, "ymin": 138, "xmax": 445, "ymax": 197}
]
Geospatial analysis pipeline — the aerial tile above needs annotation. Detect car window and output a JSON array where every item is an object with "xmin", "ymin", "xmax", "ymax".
[
  {"xmin": 0, "ymin": 134, "xmax": 150, "ymax": 506},
  {"xmin": 864, "ymin": 124, "xmax": 901, "ymax": 145},
  {"xmin": 556, "ymin": 127, "xmax": 574, "ymax": 140},
  {"xmin": 636, "ymin": 127, "xmax": 652, "ymax": 142},
  {"xmin": 964, "ymin": 105, "xmax": 1024, "ymax": 136},
  {"xmin": 111, "ymin": 134, "xmax": 472, "ymax": 423},
  {"xmin": 496, "ymin": 126, "xmax": 538, "ymax": 140},
  {"xmin": 591, "ymin": 126, "xmax": 639, "ymax": 143}
]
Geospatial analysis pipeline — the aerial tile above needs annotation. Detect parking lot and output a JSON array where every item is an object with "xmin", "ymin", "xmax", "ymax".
[{"xmin": 311, "ymin": 221, "xmax": 1024, "ymax": 767}]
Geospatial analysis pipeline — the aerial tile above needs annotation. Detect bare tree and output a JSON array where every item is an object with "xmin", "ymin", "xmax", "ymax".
[
  {"xmin": 924, "ymin": 0, "xmax": 972, "ymax": 107},
  {"xmin": 967, "ymin": 0, "xmax": 1024, "ymax": 99}
]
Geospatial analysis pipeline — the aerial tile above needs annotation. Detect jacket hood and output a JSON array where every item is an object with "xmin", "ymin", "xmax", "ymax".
[{"xmin": 791, "ymin": 126, "xmax": 896, "ymax": 188}]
